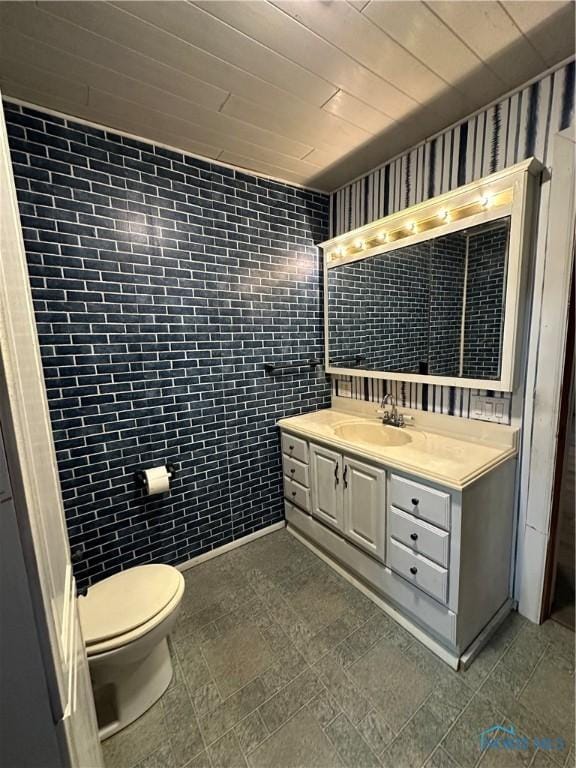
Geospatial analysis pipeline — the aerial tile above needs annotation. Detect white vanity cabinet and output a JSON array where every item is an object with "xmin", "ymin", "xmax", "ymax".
[
  {"xmin": 307, "ymin": 444, "xmax": 386, "ymax": 560},
  {"xmin": 279, "ymin": 416, "xmax": 518, "ymax": 670},
  {"xmin": 308, "ymin": 443, "xmax": 343, "ymax": 531}
]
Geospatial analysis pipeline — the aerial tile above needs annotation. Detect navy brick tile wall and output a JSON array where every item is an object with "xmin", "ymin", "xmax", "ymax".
[
  {"xmin": 428, "ymin": 233, "xmax": 466, "ymax": 377},
  {"xmin": 4, "ymin": 101, "xmax": 330, "ymax": 588},
  {"xmin": 462, "ymin": 220, "xmax": 509, "ymax": 379},
  {"xmin": 328, "ymin": 242, "xmax": 430, "ymax": 372}
]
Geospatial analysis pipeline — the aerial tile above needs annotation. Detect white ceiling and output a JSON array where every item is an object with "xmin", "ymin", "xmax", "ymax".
[{"xmin": 0, "ymin": 1, "xmax": 574, "ymax": 191}]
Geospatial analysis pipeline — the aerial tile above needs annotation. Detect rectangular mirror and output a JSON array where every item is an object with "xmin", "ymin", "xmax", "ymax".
[
  {"xmin": 328, "ymin": 218, "xmax": 510, "ymax": 380},
  {"xmin": 321, "ymin": 159, "xmax": 541, "ymax": 391}
]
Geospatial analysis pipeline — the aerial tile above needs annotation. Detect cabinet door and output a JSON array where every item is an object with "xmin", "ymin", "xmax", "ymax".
[
  {"xmin": 343, "ymin": 456, "xmax": 386, "ymax": 561},
  {"xmin": 310, "ymin": 443, "xmax": 343, "ymax": 531}
]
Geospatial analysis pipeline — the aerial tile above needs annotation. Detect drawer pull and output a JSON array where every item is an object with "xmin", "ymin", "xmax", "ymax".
[
  {"xmin": 291, "ymin": 491, "xmax": 296, "ymax": 497},
  {"xmin": 290, "ymin": 468, "xmax": 295, "ymax": 474},
  {"xmin": 289, "ymin": 444, "xmax": 294, "ymax": 450},
  {"xmin": 410, "ymin": 566, "xmax": 418, "ymax": 575},
  {"xmin": 410, "ymin": 533, "xmax": 418, "ymax": 541},
  {"xmin": 411, "ymin": 497, "xmax": 419, "ymax": 506}
]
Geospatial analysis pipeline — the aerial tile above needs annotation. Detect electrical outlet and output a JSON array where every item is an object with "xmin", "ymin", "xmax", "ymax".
[{"xmin": 470, "ymin": 395, "xmax": 506, "ymax": 423}]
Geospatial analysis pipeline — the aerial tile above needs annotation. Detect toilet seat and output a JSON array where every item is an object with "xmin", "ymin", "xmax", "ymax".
[{"xmin": 79, "ymin": 564, "xmax": 185, "ymax": 656}]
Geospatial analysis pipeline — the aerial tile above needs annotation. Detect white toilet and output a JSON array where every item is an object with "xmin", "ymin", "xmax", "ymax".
[{"xmin": 78, "ymin": 563, "xmax": 185, "ymax": 740}]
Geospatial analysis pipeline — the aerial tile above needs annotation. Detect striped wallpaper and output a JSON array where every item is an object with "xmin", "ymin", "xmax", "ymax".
[{"xmin": 329, "ymin": 60, "xmax": 575, "ymax": 424}]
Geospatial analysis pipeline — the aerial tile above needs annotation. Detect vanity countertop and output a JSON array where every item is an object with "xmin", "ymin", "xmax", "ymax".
[{"xmin": 277, "ymin": 401, "xmax": 518, "ymax": 490}]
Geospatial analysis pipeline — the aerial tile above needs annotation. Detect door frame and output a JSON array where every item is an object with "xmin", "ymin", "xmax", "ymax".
[
  {"xmin": 516, "ymin": 127, "xmax": 576, "ymax": 622},
  {"xmin": 541, "ymin": 268, "xmax": 575, "ymax": 621}
]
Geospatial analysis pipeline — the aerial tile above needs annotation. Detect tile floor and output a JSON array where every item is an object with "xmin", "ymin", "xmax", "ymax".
[{"xmin": 102, "ymin": 529, "xmax": 575, "ymax": 768}]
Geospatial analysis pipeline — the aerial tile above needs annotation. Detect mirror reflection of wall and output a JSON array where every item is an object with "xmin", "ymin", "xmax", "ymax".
[{"xmin": 327, "ymin": 217, "xmax": 510, "ymax": 381}]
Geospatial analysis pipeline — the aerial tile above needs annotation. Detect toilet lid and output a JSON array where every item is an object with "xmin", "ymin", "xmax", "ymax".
[{"xmin": 78, "ymin": 564, "xmax": 182, "ymax": 645}]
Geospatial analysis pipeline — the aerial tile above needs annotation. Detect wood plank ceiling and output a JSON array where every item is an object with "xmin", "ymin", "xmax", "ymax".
[{"xmin": 0, "ymin": 1, "xmax": 573, "ymax": 191}]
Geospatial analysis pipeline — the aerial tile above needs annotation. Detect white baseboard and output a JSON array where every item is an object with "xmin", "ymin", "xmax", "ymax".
[
  {"xmin": 176, "ymin": 521, "xmax": 285, "ymax": 572},
  {"xmin": 459, "ymin": 598, "xmax": 514, "ymax": 669}
]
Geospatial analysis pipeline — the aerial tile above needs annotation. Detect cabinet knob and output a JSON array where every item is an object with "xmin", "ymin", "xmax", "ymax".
[
  {"xmin": 290, "ymin": 468, "xmax": 295, "ymax": 474},
  {"xmin": 411, "ymin": 497, "xmax": 419, "ymax": 506},
  {"xmin": 291, "ymin": 491, "xmax": 296, "ymax": 497},
  {"xmin": 289, "ymin": 445, "xmax": 294, "ymax": 450},
  {"xmin": 410, "ymin": 533, "xmax": 418, "ymax": 541},
  {"xmin": 410, "ymin": 566, "xmax": 418, "ymax": 575}
]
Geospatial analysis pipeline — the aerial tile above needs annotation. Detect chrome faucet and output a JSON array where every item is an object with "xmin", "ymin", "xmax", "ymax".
[{"xmin": 378, "ymin": 394, "xmax": 405, "ymax": 428}]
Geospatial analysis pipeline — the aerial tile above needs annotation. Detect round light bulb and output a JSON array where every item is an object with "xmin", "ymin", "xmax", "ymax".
[
  {"xmin": 378, "ymin": 231, "xmax": 387, "ymax": 242},
  {"xmin": 439, "ymin": 208, "xmax": 449, "ymax": 221},
  {"xmin": 480, "ymin": 194, "xmax": 492, "ymax": 208},
  {"xmin": 355, "ymin": 239, "xmax": 365, "ymax": 250},
  {"xmin": 407, "ymin": 221, "xmax": 417, "ymax": 233}
]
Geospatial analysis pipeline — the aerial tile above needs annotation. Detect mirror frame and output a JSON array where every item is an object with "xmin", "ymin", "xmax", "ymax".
[{"xmin": 320, "ymin": 159, "xmax": 542, "ymax": 392}]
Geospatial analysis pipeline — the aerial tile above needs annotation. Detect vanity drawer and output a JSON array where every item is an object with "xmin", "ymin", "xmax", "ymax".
[
  {"xmin": 389, "ymin": 506, "xmax": 449, "ymax": 567},
  {"xmin": 281, "ymin": 433, "xmax": 308, "ymax": 464},
  {"xmin": 283, "ymin": 477, "xmax": 310, "ymax": 513},
  {"xmin": 388, "ymin": 538, "xmax": 448, "ymax": 604},
  {"xmin": 283, "ymin": 455, "xmax": 309, "ymax": 487},
  {"xmin": 390, "ymin": 475, "xmax": 450, "ymax": 530}
]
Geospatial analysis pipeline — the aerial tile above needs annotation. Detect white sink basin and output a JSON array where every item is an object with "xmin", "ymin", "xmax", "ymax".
[{"xmin": 334, "ymin": 421, "xmax": 412, "ymax": 448}]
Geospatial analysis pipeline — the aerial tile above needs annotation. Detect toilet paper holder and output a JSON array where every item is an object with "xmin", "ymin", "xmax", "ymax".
[{"xmin": 135, "ymin": 463, "xmax": 177, "ymax": 491}]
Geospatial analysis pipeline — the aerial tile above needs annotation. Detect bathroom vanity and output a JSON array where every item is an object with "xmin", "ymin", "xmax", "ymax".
[
  {"xmin": 276, "ymin": 159, "xmax": 540, "ymax": 668},
  {"xmin": 279, "ymin": 399, "xmax": 518, "ymax": 668}
]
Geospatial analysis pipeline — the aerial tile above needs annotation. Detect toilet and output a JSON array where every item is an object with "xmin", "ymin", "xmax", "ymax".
[{"xmin": 78, "ymin": 564, "xmax": 185, "ymax": 740}]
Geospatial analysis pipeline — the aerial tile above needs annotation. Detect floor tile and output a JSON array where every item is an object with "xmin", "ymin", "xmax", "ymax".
[
  {"xmin": 423, "ymin": 746, "xmax": 462, "ymax": 768},
  {"xmin": 306, "ymin": 690, "xmax": 342, "ymax": 729},
  {"xmin": 538, "ymin": 620, "xmax": 576, "ymax": 662},
  {"xmin": 102, "ymin": 532, "xmax": 574, "ymax": 768},
  {"xmin": 531, "ymin": 751, "xmax": 560, "ymax": 768},
  {"xmin": 211, "ymin": 597, "xmax": 268, "ymax": 639},
  {"xmin": 202, "ymin": 624, "xmax": 274, "ymax": 697},
  {"xmin": 248, "ymin": 709, "xmax": 344, "ymax": 768},
  {"xmin": 280, "ymin": 572, "xmax": 359, "ymax": 634},
  {"xmin": 184, "ymin": 752, "xmax": 211, "ymax": 768},
  {"xmin": 337, "ymin": 611, "xmax": 393, "ymax": 665},
  {"xmin": 498, "ymin": 700, "xmax": 570, "ymax": 767},
  {"xmin": 313, "ymin": 651, "xmax": 372, "ymax": 725},
  {"xmin": 134, "ymin": 744, "xmax": 176, "ymax": 768},
  {"xmin": 458, "ymin": 613, "xmax": 525, "ymax": 691},
  {"xmin": 162, "ymin": 684, "xmax": 205, "ymax": 767},
  {"xmin": 356, "ymin": 709, "xmax": 395, "ymax": 755},
  {"xmin": 259, "ymin": 668, "xmax": 321, "ymax": 733},
  {"xmin": 380, "ymin": 703, "xmax": 449, "ymax": 768},
  {"xmin": 348, "ymin": 636, "xmax": 435, "ymax": 731},
  {"xmin": 476, "ymin": 718, "xmax": 536, "ymax": 767},
  {"xmin": 441, "ymin": 694, "xmax": 505, "ymax": 768},
  {"xmin": 191, "ymin": 681, "xmax": 223, "ymax": 719},
  {"xmin": 208, "ymin": 730, "xmax": 247, "ymax": 768},
  {"xmin": 518, "ymin": 654, "xmax": 575, "ymax": 746},
  {"xmin": 257, "ymin": 642, "xmax": 307, "ymax": 698},
  {"xmin": 102, "ymin": 700, "xmax": 167, "ymax": 768},
  {"xmin": 324, "ymin": 713, "xmax": 380, "ymax": 767},
  {"xmin": 174, "ymin": 637, "xmax": 213, "ymax": 693},
  {"xmin": 500, "ymin": 625, "xmax": 549, "ymax": 685},
  {"xmin": 199, "ymin": 678, "xmax": 268, "ymax": 746},
  {"xmin": 426, "ymin": 672, "xmax": 474, "ymax": 726},
  {"xmin": 234, "ymin": 711, "xmax": 269, "ymax": 756}
]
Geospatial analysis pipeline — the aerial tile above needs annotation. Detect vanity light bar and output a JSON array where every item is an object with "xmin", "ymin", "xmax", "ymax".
[{"xmin": 327, "ymin": 187, "xmax": 512, "ymax": 262}]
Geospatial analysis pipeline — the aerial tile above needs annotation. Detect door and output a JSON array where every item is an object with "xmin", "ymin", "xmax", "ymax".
[
  {"xmin": 0, "ymin": 98, "xmax": 102, "ymax": 766},
  {"xmin": 310, "ymin": 442, "xmax": 343, "ymax": 531},
  {"xmin": 343, "ymin": 456, "xmax": 386, "ymax": 560}
]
